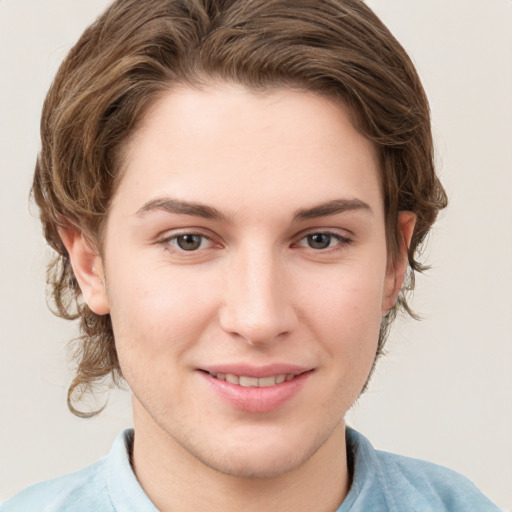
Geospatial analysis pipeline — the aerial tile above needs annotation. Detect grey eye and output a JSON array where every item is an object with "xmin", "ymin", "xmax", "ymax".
[
  {"xmin": 176, "ymin": 234, "xmax": 203, "ymax": 251},
  {"xmin": 307, "ymin": 233, "xmax": 333, "ymax": 249}
]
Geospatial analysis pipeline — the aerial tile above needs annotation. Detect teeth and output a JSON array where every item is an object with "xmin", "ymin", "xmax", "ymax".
[
  {"xmin": 211, "ymin": 372, "xmax": 294, "ymax": 387},
  {"xmin": 258, "ymin": 376, "xmax": 278, "ymax": 387},
  {"xmin": 239, "ymin": 376, "xmax": 259, "ymax": 387},
  {"xmin": 225, "ymin": 374, "xmax": 239, "ymax": 385}
]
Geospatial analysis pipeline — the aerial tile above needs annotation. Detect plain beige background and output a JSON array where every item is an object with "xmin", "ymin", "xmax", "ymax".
[{"xmin": 1, "ymin": 0, "xmax": 511, "ymax": 509}]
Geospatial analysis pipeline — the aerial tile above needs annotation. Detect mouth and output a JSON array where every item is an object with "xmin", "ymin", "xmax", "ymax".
[
  {"xmin": 205, "ymin": 371, "xmax": 304, "ymax": 388},
  {"xmin": 200, "ymin": 367, "xmax": 313, "ymax": 412}
]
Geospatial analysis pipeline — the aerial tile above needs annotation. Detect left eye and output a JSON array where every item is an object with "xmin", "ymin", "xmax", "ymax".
[
  {"xmin": 299, "ymin": 233, "xmax": 348, "ymax": 250},
  {"xmin": 169, "ymin": 234, "xmax": 210, "ymax": 251}
]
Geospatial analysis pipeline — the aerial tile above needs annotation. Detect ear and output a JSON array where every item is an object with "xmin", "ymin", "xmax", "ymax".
[
  {"xmin": 59, "ymin": 227, "xmax": 110, "ymax": 315},
  {"xmin": 382, "ymin": 211, "xmax": 416, "ymax": 314}
]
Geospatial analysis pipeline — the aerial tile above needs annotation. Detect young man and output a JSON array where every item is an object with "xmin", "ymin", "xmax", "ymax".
[{"xmin": 2, "ymin": 1, "xmax": 502, "ymax": 511}]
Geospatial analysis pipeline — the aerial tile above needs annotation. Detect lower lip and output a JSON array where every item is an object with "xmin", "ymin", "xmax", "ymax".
[{"xmin": 200, "ymin": 371, "xmax": 312, "ymax": 413}]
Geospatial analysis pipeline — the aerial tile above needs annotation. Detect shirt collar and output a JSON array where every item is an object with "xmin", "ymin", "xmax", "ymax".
[{"xmin": 106, "ymin": 429, "xmax": 159, "ymax": 511}]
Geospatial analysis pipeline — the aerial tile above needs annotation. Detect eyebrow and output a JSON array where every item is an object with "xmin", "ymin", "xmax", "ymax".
[
  {"xmin": 136, "ymin": 198, "xmax": 227, "ymax": 221},
  {"xmin": 292, "ymin": 198, "xmax": 372, "ymax": 221},
  {"xmin": 136, "ymin": 197, "xmax": 371, "ymax": 221}
]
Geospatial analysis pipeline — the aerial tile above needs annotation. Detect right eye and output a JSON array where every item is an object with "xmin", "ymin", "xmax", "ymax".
[
  {"xmin": 161, "ymin": 233, "xmax": 215, "ymax": 252},
  {"xmin": 173, "ymin": 234, "xmax": 206, "ymax": 251}
]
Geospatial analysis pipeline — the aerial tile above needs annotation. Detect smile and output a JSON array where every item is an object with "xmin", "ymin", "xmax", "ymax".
[
  {"xmin": 207, "ymin": 372, "xmax": 297, "ymax": 387},
  {"xmin": 201, "ymin": 368, "xmax": 313, "ymax": 412}
]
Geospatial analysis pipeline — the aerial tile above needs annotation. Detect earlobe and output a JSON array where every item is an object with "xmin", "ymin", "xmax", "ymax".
[
  {"xmin": 382, "ymin": 211, "xmax": 416, "ymax": 314},
  {"xmin": 59, "ymin": 227, "xmax": 110, "ymax": 315}
]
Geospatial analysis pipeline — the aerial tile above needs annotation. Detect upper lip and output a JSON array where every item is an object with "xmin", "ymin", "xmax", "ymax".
[{"xmin": 198, "ymin": 363, "xmax": 313, "ymax": 378}]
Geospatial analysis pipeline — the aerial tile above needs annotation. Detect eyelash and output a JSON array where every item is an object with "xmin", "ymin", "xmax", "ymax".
[
  {"xmin": 294, "ymin": 232, "xmax": 353, "ymax": 251},
  {"xmin": 161, "ymin": 232, "xmax": 216, "ymax": 252},
  {"xmin": 158, "ymin": 230, "xmax": 353, "ymax": 255}
]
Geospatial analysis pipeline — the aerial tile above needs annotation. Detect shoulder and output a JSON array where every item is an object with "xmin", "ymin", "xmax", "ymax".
[
  {"xmin": 345, "ymin": 428, "xmax": 502, "ymax": 512},
  {"xmin": 1, "ymin": 457, "xmax": 112, "ymax": 512},
  {"xmin": 375, "ymin": 449, "xmax": 500, "ymax": 511},
  {"xmin": 1, "ymin": 429, "xmax": 156, "ymax": 512}
]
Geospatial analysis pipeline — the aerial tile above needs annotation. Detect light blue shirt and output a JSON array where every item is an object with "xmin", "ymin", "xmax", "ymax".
[{"xmin": 1, "ymin": 428, "xmax": 502, "ymax": 511}]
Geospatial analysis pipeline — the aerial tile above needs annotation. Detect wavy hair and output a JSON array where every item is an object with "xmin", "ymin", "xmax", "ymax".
[{"xmin": 33, "ymin": 0, "xmax": 447, "ymax": 416}]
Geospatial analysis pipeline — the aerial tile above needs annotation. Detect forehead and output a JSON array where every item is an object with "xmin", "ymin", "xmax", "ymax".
[{"xmin": 114, "ymin": 84, "xmax": 382, "ymax": 218}]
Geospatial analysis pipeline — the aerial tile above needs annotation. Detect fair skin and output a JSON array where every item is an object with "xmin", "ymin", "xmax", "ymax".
[{"xmin": 62, "ymin": 84, "xmax": 415, "ymax": 512}]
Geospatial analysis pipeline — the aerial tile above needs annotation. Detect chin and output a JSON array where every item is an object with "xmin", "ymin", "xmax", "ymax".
[
  {"xmin": 197, "ymin": 445, "xmax": 312, "ymax": 479},
  {"xmin": 183, "ymin": 424, "xmax": 335, "ymax": 480}
]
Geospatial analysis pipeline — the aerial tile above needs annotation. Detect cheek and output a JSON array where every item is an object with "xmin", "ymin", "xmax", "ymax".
[
  {"xmin": 301, "ymin": 263, "xmax": 385, "ymax": 369},
  {"xmin": 303, "ymin": 262, "xmax": 386, "ymax": 329},
  {"xmin": 105, "ymin": 259, "xmax": 218, "ymax": 367}
]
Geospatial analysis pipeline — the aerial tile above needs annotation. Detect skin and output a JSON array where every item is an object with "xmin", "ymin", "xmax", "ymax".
[{"xmin": 62, "ymin": 84, "xmax": 415, "ymax": 512}]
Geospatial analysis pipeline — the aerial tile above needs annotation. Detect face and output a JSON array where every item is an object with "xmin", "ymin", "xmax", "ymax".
[{"xmin": 72, "ymin": 84, "xmax": 411, "ymax": 478}]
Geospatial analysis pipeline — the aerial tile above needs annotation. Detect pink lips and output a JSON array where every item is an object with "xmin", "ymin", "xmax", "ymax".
[{"xmin": 199, "ymin": 364, "xmax": 313, "ymax": 413}]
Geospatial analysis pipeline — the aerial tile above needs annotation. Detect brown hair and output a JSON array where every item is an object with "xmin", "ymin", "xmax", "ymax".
[{"xmin": 33, "ymin": 0, "xmax": 447, "ymax": 416}]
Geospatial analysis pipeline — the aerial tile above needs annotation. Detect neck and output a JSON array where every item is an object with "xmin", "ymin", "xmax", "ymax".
[{"xmin": 131, "ymin": 401, "xmax": 350, "ymax": 512}]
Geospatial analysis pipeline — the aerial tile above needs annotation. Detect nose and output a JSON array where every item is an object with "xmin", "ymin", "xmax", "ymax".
[{"xmin": 219, "ymin": 246, "xmax": 297, "ymax": 345}]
